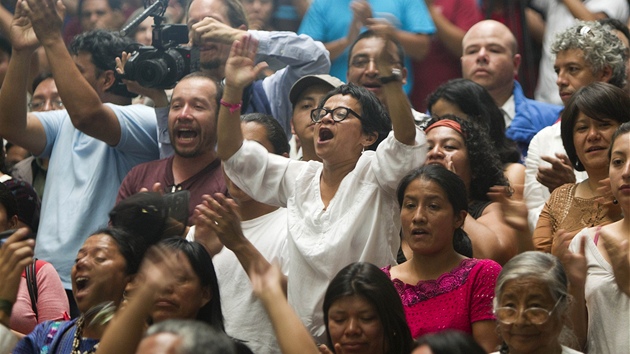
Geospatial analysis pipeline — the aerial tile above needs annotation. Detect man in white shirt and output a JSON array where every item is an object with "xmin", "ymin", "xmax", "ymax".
[{"xmin": 525, "ymin": 21, "xmax": 627, "ymax": 230}]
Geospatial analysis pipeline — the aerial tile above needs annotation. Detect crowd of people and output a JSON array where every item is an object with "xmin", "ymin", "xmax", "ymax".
[{"xmin": 0, "ymin": 0, "xmax": 629, "ymax": 353}]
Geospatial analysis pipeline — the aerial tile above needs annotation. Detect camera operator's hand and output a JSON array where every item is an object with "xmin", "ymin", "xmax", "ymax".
[
  {"xmin": 116, "ymin": 52, "xmax": 169, "ymax": 107},
  {"xmin": 22, "ymin": 0, "xmax": 65, "ymax": 47},
  {"xmin": 224, "ymin": 33, "xmax": 268, "ymax": 90},
  {"xmin": 10, "ymin": 0, "xmax": 39, "ymax": 53},
  {"xmin": 190, "ymin": 17, "xmax": 245, "ymax": 46}
]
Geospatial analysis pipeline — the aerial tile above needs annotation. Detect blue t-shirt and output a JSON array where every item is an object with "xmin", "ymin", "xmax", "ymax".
[
  {"xmin": 299, "ymin": 0, "xmax": 435, "ymax": 93},
  {"xmin": 33, "ymin": 104, "xmax": 159, "ymax": 288}
]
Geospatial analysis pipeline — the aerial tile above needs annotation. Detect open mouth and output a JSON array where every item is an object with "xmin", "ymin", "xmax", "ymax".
[
  {"xmin": 177, "ymin": 129, "xmax": 198, "ymax": 141},
  {"xmin": 318, "ymin": 128, "xmax": 334, "ymax": 142},
  {"xmin": 75, "ymin": 277, "xmax": 90, "ymax": 291}
]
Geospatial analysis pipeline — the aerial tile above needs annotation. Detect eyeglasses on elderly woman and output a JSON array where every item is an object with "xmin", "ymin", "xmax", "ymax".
[{"xmin": 494, "ymin": 298, "xmax": 563, "ymax": 325}]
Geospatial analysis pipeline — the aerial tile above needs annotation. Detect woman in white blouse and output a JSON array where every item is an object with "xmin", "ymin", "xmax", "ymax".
[{"xmin": 212, "ymin": 33, "xmax": 426, "ymax": 342}]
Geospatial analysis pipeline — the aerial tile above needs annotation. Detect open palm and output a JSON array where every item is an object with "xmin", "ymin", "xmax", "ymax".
[
  {"xmin": 224, "ymin": 34, "xmax": 268, "ymax": 89},
  {"xmin": 10, "ymin": 0, "xmax": 39, "ymax": 51}
]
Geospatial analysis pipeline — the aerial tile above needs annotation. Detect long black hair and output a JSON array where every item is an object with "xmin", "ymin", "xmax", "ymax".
[
  {"xmin": 158, "ymin": 237, "xmax": 224, "ymax": 331},
  {"xmin": 323, "ymin": 262, "xmax": 413, "ymax": 354}
]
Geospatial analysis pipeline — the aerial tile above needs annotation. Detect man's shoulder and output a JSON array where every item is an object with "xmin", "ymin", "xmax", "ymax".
[
  {"xmin": 127, "ymin": 156, "xmax": 172, "ymax": 175},
  {"xmin": 105, "ymin": 103, "xmax": 156, "ymax": 118}
]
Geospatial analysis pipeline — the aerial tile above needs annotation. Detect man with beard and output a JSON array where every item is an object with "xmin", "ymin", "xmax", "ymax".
[
  {"xmin": 117, "ymin": 73, "xmax": 226, "ymax": 225},
  {"xmin": 186, "ymin": 0, "xmax": 329, "ymax": 138}
]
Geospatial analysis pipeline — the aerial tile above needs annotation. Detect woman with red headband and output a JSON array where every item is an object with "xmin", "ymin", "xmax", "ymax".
[{"xmin": 409, "ymin": 115, "xmax": 531, "ymax": 265}]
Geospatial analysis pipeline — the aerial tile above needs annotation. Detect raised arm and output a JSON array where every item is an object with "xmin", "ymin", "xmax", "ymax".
[
  {"xmin": 0, "ymin": 229, "xmax": 35, "ymax": 328},
  {"xmin": 24, "ymin": 0, "xmax": 123, "ymax": 146},
  {"xmin": 374, "ymin": 36, "xmax": 416, "ymax": 145},
  {"xmin": 95, "ymin": 246, "xmax": 180, "ymax": 354},
  {"xmin": 367, "ymin": 18, "xmax": 430, "ymax": 61},
  {"xmin": 0, "ymin": 0, "xmax": 47, "ymax": 154},
  {"xmin": 197, "ymin": 194, "xmax": 274, "ymax": 280},
  {"xmin": 250, "ymin": 263, "xmax": 320, "ymax": 354},
  {"xmin": 217, "ymin": 34, "xmax": 268, "ymax": 161}
]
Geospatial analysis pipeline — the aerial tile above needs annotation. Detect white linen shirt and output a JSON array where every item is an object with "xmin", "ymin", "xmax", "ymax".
[{"xmin": 223, "ymin": 128, "xmax": 427, "ymax": 341}]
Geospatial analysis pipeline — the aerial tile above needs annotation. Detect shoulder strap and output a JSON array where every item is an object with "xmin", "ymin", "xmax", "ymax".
[{"xmin": 25, "ymin": 258, "xmax": 39, "ymax": 320}]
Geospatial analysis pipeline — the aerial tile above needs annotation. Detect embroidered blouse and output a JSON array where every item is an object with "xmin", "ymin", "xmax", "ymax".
[
  {"xmin": 383, "ymin": 258, "xmax": 501, "ymax": 339},
  {"xmin": 533, "ymin": 183, "xmax": 619, "ymax": 253}
]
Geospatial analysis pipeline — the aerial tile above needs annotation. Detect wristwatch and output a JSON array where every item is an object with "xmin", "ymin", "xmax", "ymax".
[{"xmin": 378, "ymin": 68, "xmax": 403, "ymax": 84}]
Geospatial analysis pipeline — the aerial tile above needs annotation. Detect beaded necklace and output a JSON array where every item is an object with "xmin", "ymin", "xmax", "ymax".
[{"xmin": 71, "ymin": 316, "xmax": 99, "ymax": 354}]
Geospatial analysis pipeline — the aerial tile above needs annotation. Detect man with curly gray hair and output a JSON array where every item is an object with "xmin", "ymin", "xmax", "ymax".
[
  {"xmin": 524, "ymin": 20, "xmax": 627, "ymax": 232},
  {"xmin": 552, "ymin": 21, "xmax": 627, "ymax": 105}
]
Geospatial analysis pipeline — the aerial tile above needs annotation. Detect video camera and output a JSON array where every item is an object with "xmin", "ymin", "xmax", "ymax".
[{"xmin": 119, "ymin": 0, "xmax": 199, "ymax": 89}]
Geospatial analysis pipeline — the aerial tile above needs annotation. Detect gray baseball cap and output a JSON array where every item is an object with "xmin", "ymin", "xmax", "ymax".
[{"xmin": 289, "ymin": 74, "xmax": 345, "ymax": 105}]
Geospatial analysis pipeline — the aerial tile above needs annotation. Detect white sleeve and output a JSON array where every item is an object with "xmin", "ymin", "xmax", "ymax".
[
  {"xmin": 524, "ymin": 128, "xmax": 551, "ymax": 231},
  {"xmin": 223, "ymin": 140, "xmax": 309, "ymax": 207},
  {"xmin": 372, "ymin": 127, "xmax": 427, "ymax": 196}
]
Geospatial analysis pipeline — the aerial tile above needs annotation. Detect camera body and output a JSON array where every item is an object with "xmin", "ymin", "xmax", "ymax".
[{"xmin": 123, "ymin": 24, "xmax": 200, "ymax": 89}]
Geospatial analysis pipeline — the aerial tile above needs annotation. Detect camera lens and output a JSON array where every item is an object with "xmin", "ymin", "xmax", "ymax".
[{"xmin": 138, "ymin": 58, "xmax": 170, "ymax": 88}]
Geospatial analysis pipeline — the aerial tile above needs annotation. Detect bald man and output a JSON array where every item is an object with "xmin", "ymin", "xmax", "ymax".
[{"xmin": 462, "ymin": 20, "xmax": 562, "ymax": 156}]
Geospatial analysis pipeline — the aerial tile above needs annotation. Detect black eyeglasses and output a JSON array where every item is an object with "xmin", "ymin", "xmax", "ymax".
[
  {"xmin": 494, "ymin": 298, "xmax": 562, "ymax": 325},
  {"xmin": 311, "ymin": 107, "xmax": 362, "ymax": 123}
]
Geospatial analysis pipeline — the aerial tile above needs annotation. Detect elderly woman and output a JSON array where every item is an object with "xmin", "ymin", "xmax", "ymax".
[
  {"xmin": 556, "ymin": 122, "xmax": 630, "ymax": 353},
  {"xmin": 215, "ymin": 33, "xmax": 425, "ymax": 342},
  {"xmin": 13, "ymin": 228, "xmax": 143, "ymax": 353},
  {"xmin": 533, "ymin": 82, "xmax": 629, "ymax": 254},
  {"xmin": 492, "ymin": 251, "xmax": 581, "ymax": 354}
]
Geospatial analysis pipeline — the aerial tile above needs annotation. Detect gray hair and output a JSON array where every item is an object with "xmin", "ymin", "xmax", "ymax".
[
  {"xmin": 144, "ymin": 319, "xmax": 237, "ymax": 354},
  {"xmin": 494, "ymin": 251, "xmax": 576, "ymax": 347},
  {"xmin": 551, "ymin": 20, "xmax": 628, "ymax": 89}
]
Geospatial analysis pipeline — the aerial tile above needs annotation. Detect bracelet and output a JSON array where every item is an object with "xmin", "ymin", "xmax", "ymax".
[
  {"xmin": 0, "ymin": 299, "xmax": 13, "ymax": 316},
  {"xmin": 220, "ymin": 99, "xmax": 243, "ymax": 114}
]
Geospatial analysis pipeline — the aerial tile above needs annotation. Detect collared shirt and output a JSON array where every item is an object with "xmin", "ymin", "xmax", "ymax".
[
  {"xmin": 223, "ymin": 129, "xmax": 427, "ymax": 343},
  {"xmin": 501, "ymin": 94, "xmax": 515, "ymax": 128}
]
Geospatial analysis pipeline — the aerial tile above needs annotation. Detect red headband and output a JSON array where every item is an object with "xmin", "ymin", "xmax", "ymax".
[{"xmin": 425, "ymin": 119, "xmax": 466, "ymax": 137}]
